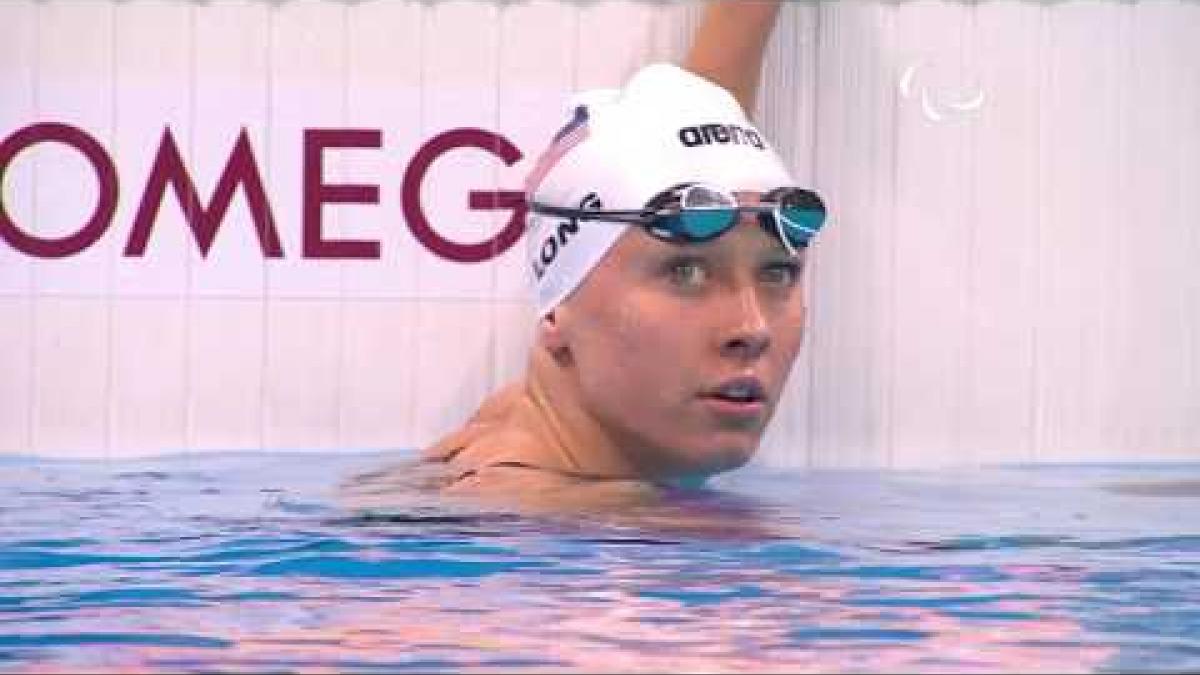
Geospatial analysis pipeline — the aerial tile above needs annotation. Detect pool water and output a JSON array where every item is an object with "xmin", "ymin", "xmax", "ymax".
[{"xmin": 1, "ymin": 452, "xmax": 1197, "ymax": 673}]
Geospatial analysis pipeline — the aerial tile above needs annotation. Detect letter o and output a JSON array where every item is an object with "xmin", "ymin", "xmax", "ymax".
[
  {"xmin": 539, "ymin": 237, "xmax": 557, "ymax": 266},
  {"xmin": 0, "ymin": 123, "xmax": 118, "ymax": 258}
]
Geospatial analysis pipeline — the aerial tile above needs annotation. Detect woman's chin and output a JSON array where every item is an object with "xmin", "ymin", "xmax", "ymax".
[{"xmin": 657, "ymin": 436, "xmax": 758, "ymax": 479}]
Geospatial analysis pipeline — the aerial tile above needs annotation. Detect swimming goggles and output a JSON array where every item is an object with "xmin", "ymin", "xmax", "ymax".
[{"xmin": 528, "ymin": 183, "xmax": 827, "ymax": 256}]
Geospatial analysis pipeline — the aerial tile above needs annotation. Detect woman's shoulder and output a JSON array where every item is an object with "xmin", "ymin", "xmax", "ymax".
[
  {"xmin": 422, "ymin": 382, "xmax": 527, "ymax": 463},
  {"xmin": 446, "ymin": 462, "xmax": 662, "ymax": 514},
  {"xmin": 416, "ymin": 381, "xmax": 664, "ymax": 512},
  {"xmin": 422, "ymin": 380, "xmax": 566, "ymax": 478}
]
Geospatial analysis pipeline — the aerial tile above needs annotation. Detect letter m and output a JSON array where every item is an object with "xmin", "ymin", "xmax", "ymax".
[{"xmin": 125, "ymin": 128, "xmax": 282, "ymax": 257}]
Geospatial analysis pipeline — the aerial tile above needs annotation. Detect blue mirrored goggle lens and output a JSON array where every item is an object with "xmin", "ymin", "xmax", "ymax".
[
  {"xmin": 774, "ymin": 189, "xmax": 827, "ymax": 247},
  {"xmin": 778, "ymin": 206, "xmax": 826, "ymax": 238},
  {"xmin": 678, "ymin": 209, "xmax": 737, "ymax": 240}
]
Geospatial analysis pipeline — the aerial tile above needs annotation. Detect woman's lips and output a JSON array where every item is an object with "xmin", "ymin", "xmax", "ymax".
[
  {"xmin": 701, "ymin": 397, "xmax": 766, "ymax": 420},
  {"xmin": 700, "ymin": 376, "xmax": 768, "ymax": 421}
]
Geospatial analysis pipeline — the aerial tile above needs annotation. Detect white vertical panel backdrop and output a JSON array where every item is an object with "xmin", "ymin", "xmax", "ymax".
[{"xmin": 0, "ymin": 0, "xmax": 1197, "ymax": 467}]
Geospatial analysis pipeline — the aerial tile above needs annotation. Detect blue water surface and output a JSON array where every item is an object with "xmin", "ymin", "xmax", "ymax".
[{"xmin": 1, "ymin": 451, "xmax": 1197, "ymax": 673}]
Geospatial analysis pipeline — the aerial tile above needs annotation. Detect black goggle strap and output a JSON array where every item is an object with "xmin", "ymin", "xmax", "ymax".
[{"xmin": 527, "ymin": 202, "xmax": 654, "ymax": 225}]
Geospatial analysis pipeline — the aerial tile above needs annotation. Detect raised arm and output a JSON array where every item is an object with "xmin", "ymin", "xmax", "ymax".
[{"xmin": 683, "ymin": 0, "xmax": 783, "ymax": 116}]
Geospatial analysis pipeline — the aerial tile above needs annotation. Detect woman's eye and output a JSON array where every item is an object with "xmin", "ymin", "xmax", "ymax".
[
  {"xmin": 666, "ymin": 259, "xmax": 707, "ymax": 286},
  {"xmin": 760, "ymin": 261, "xmax": 800, "ymax": 286}
]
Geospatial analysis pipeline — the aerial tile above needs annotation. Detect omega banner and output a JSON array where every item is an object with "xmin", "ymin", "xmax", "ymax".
[
  {"xmin": 0, "ymin": 122, "xmax": 530, "ymax": 286},
  {"xmin": 1, "ymin": 1, "xmax": 684, "ymax": 305},
  {"xmin": 0, "ymin": 0, "xmax": 709, "ymax": 458}
]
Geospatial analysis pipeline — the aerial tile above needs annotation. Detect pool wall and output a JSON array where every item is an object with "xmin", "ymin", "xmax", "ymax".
[{"xmin": 1, "ymin": 1, "xmax": 1197, "ymax": 467}]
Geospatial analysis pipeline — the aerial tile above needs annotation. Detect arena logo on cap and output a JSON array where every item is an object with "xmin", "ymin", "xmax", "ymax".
[{"xmin": 677, "ymin": 123, "xmax": 764, "ymax": 150}]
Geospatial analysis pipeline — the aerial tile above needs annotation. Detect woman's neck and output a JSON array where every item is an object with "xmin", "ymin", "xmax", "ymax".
[{"xmin": 522, "ymin": 350, "xmax": 646, "ymax": 481}]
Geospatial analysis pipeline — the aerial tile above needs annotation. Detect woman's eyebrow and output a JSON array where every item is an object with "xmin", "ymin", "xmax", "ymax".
[{"xmin": 757, "ymin": 246, "xmax": 803, "ymax": 263}]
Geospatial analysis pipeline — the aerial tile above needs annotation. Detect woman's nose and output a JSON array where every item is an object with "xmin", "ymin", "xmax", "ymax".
[{"xmin": 719, "ymin": 287, "xmax": 771, "ymax": 362}]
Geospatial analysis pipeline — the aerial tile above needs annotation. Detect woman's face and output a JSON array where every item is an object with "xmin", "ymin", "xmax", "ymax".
[{"xmin": 556, "ymin": 196, "xmax": 809, "ymax": 479}]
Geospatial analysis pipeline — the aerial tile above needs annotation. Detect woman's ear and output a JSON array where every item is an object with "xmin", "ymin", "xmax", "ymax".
[{"xmin": 537, "ymin": 308, "xmax": 573, "ymax": 366}]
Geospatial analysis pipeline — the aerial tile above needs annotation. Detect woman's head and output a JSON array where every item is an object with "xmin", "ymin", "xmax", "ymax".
[
  {"xmin": 523, "ymin": 63, "xmax": 826, "ymax": 480},
  {"xmin": 541, "ymin": 192, "xmax": 808, "ymax": 479}
]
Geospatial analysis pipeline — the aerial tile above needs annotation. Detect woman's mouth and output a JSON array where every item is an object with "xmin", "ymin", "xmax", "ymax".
[{"xmin": 700, "ymin": 377, "xmax": 768, "ymax": 420}]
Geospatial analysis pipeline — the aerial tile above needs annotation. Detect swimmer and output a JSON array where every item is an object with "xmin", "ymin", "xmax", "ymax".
[{"xmin": 351, "ymin": 1, "xmax": 827, "ymax": 515}]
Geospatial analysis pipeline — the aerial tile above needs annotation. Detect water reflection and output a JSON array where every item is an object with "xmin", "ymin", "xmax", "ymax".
[
  {"xmin": 3, "ymin": 523, "xmax": 1117, "ymax": 672},
  {"xmin": 4, "ymin": 457, "xmax": 1196, "ymax": 673}
]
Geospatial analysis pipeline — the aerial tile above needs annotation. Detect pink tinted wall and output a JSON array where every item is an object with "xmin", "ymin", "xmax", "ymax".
[{"xmin": 0, "ymin": 1, "xmax": 1197, "ymax": 467}]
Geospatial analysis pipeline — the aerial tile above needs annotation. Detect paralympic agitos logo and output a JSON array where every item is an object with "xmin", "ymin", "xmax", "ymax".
[{"xmin": 0, "ymin": 123, "xmax": 529, "ymax": 264}]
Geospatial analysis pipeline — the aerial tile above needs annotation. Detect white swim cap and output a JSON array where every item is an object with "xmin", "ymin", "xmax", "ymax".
[{"xmin": 524, "ymin": 63, "xmax": 797, "ymax": 317}]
